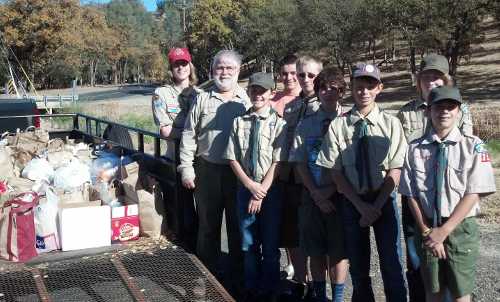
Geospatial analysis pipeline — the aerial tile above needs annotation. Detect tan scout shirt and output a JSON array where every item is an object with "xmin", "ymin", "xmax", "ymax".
[
  {"xmin": 178, "ymin": 85, "xmax": 251, "ymax": 181},
  {"xmin": 397, "ymin": 98, "xmax": 473, "ymax": 142},
  {"xmin": 280, "ymin": 95, "xmax": 320, "ymax": 182},
  {"xmin": 399, "ymin": 127, "xmax": 496, "ymax": 220},
  {"xmin": 316, "ymin": 104, "xmax": 408, "ymax": 194},
  {"xmin": 223, "ymin": 106, "xmax": 287, "ymax": 183},
  {"xmin": 152, "ymin": 85, "xmax": 199, "ymax": 139},
  {"xmin": 289, "ymin": 107, "xmax": 338, "ymax": 188}
]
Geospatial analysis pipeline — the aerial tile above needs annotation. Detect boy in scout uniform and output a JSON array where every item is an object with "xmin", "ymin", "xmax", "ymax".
[
  {"xmin": 280, "ymin": 55, "xmax": 323, "ymax": 291},
  {"xmin": 397, "ymin": 54, "xmax": 473, "ymax": 301},
  {"xmin": 223, "ymin": 72, "xmax": 287, "ymax": 301},
  {"xmin": 289, "ymin": 67, "xmax": 348, "ymax": 302},
  {"xmin": 399, "ymin": 86, "xmax": 496, "ymax": 302},
  {"xmin": 316, "ymin": 63, "xmax": 408, "ymax": 302}
]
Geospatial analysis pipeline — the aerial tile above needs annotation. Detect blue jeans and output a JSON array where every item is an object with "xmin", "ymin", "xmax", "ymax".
[
  {"xmin": 237, "ymin": 185, "xmax": 283, "ymax": 293},
  {"xmin": 340, "ymin": 192, "xmax": 407, "ymax": 302}
]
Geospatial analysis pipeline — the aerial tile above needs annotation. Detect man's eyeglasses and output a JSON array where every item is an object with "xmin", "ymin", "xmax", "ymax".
[
  {"xmin": 215, "ymin": 65, "xmax": 237, "ymax": 73},
  {"xmin": 298, "ymin": 72, "xmax": 317, "ymax": 79}
]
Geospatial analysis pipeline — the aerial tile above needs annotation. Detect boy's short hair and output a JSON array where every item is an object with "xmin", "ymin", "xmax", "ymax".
[
  {"xmin": 314, "ymin": 67, "xmax": 346, "ymax": 95},
  {"xmin": 296, "ymin": 55, "xmax": 323, "ymax": 71},
  {"xmin": 280, "ymin": 54, "xmax": 298, "ymax": 67}
]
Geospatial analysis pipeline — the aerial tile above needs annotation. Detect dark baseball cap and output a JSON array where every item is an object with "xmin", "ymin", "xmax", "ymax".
[
  {"xmin": 248, "ymin": 72, "xmax": 274, "ymax": 90},
  {"xmin": 352, "ymin": 63, "xmax": 381, "ymax": 82},
  {"xmin": 429, "ymin": 86, "xmax": 462, "ymax": 105},
  {"xmin": 420, "ymin": 54, "xmax": 449, "ymax": 74}
]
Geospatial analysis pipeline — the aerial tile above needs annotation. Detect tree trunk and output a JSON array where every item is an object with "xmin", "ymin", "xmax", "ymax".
[
  {"xmin": 371, "ymin": 38, "xmax": 376, "ymax": 64},
  {"xmin": 113, "ymin": 65, "xmax": 118, "ymax": 85},
  {"xmin": 123, "ymin": 60, "xmax": 128, "ymax": 84},
  {"xmin": 409, "ymin": 46, "xmax": 416, "ymax": 74},
  {"xmin": 410, "ymin": 46, "xmax": 417, "ymax": 86}
]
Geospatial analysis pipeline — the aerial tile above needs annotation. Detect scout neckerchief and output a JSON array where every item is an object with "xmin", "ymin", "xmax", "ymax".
[
  {"xmin": 248, "ymin": 108, "xmax": 277, "ymax": 180},
  {"xmin": 434, "ymin": 140, "xmax": 450, "ymax": 227},
  {"xmin": 298, "ymin": 95, "xmax": 316, "ymax": 120},
  {"xmin": 308, "ymin": 108, "xmax": 336, "ymax": 186},
  {"xmin": 355, "ymin": 118, "xmax": 374, "ymax": 192}
]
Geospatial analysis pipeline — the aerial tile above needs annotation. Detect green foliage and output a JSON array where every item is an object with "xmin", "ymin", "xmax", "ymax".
[
  {"xmin": 238, "ymin": 0, "xmax": 300, "ymax": 68},
  {"xmin": 0, "ymin": 0, "xmax": 497, "ymax": 88},
  {"xmin": 118, "ymin": 113, "xmax": 157, "ymax": 133},
  {"xmin": 188, "ymin": 0, "xmax": 242, "ymax": 79},
  {"xmin": 0, "ymin": 0, "xmax": 168, "ymax": 89},
  {"xmin": 487, "ymin": 140, "xmax": 500, "ymax": 156}
]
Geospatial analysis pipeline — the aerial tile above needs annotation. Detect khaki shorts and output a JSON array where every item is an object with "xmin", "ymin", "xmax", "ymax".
[
  {"xmin": 279, "ymin": 181, "xmax": 302, "ymax": 247},
  {"xmin": 298, "ymin": 191, "xmax": 346, "ymax": 263},
  {"xmin": 417, "ymin": 217, "xmax": 479, "ymax": 298}
]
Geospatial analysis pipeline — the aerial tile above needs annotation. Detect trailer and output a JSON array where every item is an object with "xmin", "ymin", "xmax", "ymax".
[{"xmin": 0, "ymin": 113, "xmax": 234, "ymax": 302}]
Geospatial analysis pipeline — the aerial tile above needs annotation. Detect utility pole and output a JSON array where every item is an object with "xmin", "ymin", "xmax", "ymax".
[{"xmin": 171, "ymin": 0, "xmax": 194, "ymax": 33}]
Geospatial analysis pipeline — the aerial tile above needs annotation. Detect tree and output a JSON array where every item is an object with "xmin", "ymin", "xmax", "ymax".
[
  {"xmin": 0, "ymin": 0, "xmax": 84, "ymax": 88},
  {"xmin": 187, "ymin": 0, "xmax": 242, "ymax": 79},
  {"xmin": 237, "ymin": 0, "xmax": 300, "ymax": 72},
  {"xmin": 105, "ymin": 0, "xmax": 160, "ymax": 83},
  {"xmin": 80, "ymin": 6, "xmax": 119, "ymax": 86},
  {"xmin": 437, "ymin": 0, "xmax": 493, "ymax": 76}
]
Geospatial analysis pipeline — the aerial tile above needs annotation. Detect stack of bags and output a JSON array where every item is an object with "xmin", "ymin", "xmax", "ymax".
[{"xmin": 0, "ymin": 128, "xmax": 166, "ymax": 262}]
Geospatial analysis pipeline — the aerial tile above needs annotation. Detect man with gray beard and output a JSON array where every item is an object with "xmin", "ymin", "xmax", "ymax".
[{"xmin": 178, "ymin": 50, "xmax": 250, "ymax": 295}]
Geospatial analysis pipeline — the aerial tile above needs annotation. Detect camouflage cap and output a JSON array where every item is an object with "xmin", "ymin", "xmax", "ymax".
[
  {"xmin": 352, "ymin": 63, "xmax": 381, "ymax": 82},
  {"xmin": 248, "ymin": 72, "xmax": 275, "ymax": 90},
  {"xmin": 420, "ymin": 54, "xmax": 449, "ymax": 75},
  {"xmin": 429, "ymin": 86, "xmax": 462, "ymax": 105}
]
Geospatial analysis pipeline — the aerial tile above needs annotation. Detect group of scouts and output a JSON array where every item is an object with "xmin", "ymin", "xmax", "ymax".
[{"xmin": 152, "ymin": 47, "xmax": 497, "ymax": 302}]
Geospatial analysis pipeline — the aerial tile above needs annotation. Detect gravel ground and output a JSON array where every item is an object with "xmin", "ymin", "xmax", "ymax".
[{"xmin": 276, "ymin": 212, "xmax": 500, "ymax": 301}]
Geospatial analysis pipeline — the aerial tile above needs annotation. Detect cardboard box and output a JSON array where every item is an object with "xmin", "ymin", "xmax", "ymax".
[
  {"xmin": 58, "ymin": 205, "xmax": 111, "ymax": 251},
  {"xmin": 111, "ymin": 204, "xmax": 139, "ymax": 242}
]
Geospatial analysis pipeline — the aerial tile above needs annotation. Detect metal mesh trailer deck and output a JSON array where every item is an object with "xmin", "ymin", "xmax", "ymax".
[{"xmin": 0, "ymin": 244, "xmax": 234, "ymax": 302}]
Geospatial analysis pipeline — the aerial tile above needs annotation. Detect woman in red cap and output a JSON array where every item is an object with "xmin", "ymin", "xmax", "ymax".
[
  {"xmin": 152, "ymin": 47, "xmax": 200, "ymax": 253},
  {"xmin": 152, "ymin": 47, "xmax": 200, "ymax": 140}
]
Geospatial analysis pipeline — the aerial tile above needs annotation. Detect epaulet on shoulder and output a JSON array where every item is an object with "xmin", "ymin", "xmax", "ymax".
[
  {"xmin": 462, "ymin": 131, "xmax": 476, "ymax": 139},
  {"xmin": 399, "ymin": 99, "xmax": 417, "ymax": 111},
  {"xmin": 408, "ymin": 136, "xmax": 425, "ymax": 145}
]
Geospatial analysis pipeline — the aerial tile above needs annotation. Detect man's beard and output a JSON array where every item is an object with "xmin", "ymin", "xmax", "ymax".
[{"xmin": 214, "ymin": 75, "xmax": 238, "ymax": 92}]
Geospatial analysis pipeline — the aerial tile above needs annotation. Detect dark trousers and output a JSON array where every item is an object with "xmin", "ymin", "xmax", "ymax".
[
  {"xmin": 401, "ymin": 196, "xmax": 426, "ymax": 302},
  {"xmin": 194, "ymin": 158, "xmax": 243, "ymax": 284},
  {"xmin": 340, "ymin": 192, "xmax": 407, "ymax": 302}
]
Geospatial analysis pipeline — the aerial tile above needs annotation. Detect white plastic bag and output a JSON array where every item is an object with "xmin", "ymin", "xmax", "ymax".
[
  {"xmin": 21, "ymin": 158, "xmax": 55, "ymax": 182},
  {"xmin": 53, "ymin": 159, "xmax": 91, "ymax": 192},
  {"xmin": 34, "ymin": 188, "xmax": 60, "ymax": 253},
  {"xmin": 90, "ymin": 152, "xmax": 121, "ymax": 184}
]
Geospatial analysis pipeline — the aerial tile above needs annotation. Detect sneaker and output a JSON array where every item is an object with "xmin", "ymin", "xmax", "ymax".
[{"xmin": 284, "ymin": 264, "xmax": 295, "ymax": 280}]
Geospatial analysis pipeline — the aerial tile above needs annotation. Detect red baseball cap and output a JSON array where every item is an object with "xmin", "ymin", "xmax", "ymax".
[{"xmin": 168, "ymin": 48, "xmax": 192, "ymax": 64}]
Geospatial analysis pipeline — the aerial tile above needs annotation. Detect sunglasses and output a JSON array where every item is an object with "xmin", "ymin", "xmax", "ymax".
[
  {"xmin": 320, "ymin": 86, "xmax": 341, "ymax": 94},
  {"xmin": 298, "ymin": 72, "xmax": 317, "ymax": 79},
  {"xmin": 172, "ymin": 60, "xmax": 189, "ymax": 68}
]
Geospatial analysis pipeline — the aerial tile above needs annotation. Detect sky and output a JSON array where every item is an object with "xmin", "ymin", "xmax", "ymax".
[{"xmin": 142, "ymin": 0, "xmax": 157, "ymax": 11}]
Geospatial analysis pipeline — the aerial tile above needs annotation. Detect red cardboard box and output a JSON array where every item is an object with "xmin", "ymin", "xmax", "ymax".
[{"xmin": 111, "ymin": 204, "xmax": 139, "ymax": 242}]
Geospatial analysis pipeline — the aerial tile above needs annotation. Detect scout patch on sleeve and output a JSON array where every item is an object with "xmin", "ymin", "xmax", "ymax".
[
  {"xmin": 460, "ymin": 103, "xmax": 470, "ymax": 114},
  {"xmin": 474, "ymin": 142, "xmax": 491, "ymax": 162},
  {"xmin": 153, "ymin": 99, "xmax": 164, "ymax": 109},
  {"xmin": 167, "ymin": 104, "xmax": 180, "ymax": 113}
]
